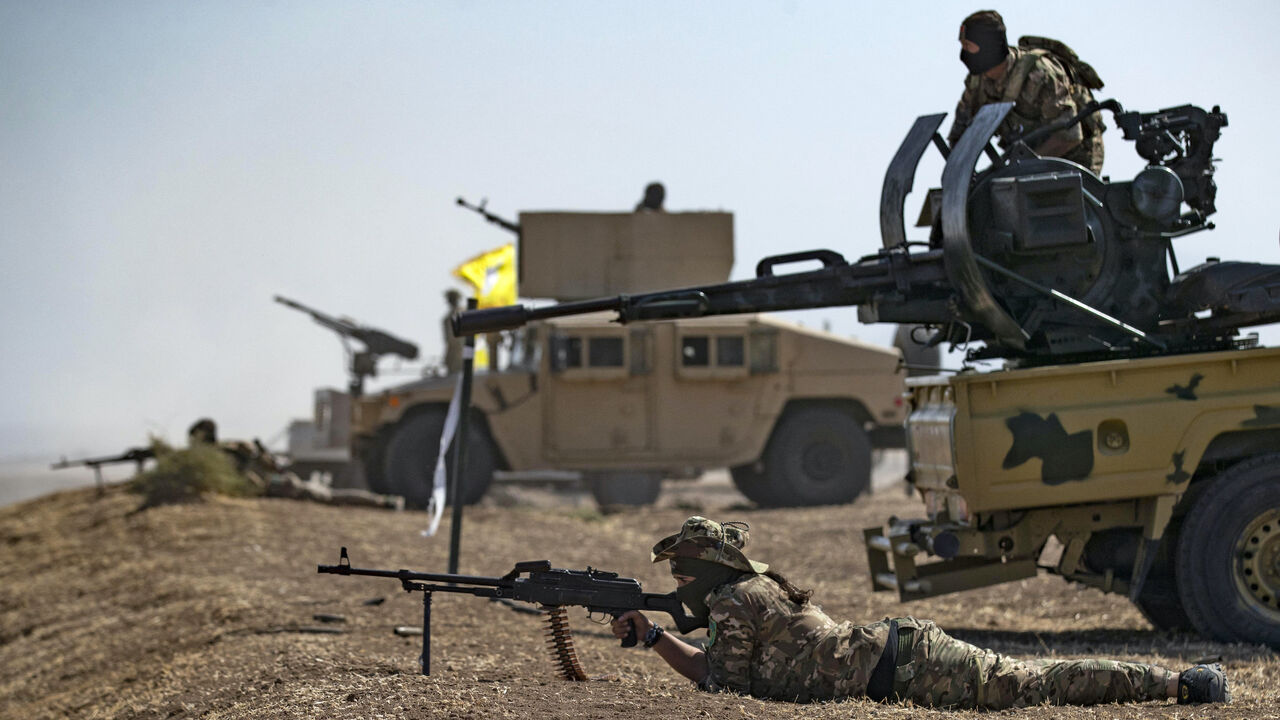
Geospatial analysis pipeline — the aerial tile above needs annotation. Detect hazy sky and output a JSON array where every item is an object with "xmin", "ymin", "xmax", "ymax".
[{"xmin": 2, "ymin": 2, "xmax": 1278, "ymax": 459}]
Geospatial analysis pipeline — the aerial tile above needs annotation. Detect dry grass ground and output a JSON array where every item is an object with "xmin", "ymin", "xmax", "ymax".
[{"xmin": 1, "ymin": 481, "xmax": 1275, "ymax": 719}]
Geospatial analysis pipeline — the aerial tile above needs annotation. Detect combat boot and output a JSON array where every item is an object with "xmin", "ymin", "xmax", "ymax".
[{"xmin": 1177, "ymin": 663, "xmax": 1230, "ymax": 704}]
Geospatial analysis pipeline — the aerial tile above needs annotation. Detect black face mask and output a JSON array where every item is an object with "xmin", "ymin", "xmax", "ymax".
[
  {"xmin": 959, "ymin": 23, "xmax": 1008, "ymax": 75},
  {"xmin": 671, "ymin": 558, "xmax": 746, "ymax": 629}
]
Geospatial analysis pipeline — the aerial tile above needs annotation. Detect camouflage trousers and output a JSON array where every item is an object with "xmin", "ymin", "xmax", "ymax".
[{"xmin": 891, "ymin": 619, "xmax": 1171, "ymax": 710}]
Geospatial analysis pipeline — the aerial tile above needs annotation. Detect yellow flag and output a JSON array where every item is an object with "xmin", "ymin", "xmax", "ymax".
[{"xmin": 453, "ymin": 243, "xmax": 517, "ymax": 309}]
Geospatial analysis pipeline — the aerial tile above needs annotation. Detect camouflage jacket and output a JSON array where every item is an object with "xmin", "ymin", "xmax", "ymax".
[
  {"xmin": 946, "ymin": 47, "xmax": 1103, "ymax": 152},
  {"xmin": 698, "ymin": 574, "xmax": 890, "ymax": 702}
]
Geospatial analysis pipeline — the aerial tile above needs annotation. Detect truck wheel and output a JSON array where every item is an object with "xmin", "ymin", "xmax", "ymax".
[
  {"xmin": 1133, "ymin": 518, "xmax": 1195, "ymax": 632},
  {"xmin": 587, "ymin": 472, "xmax": 662, "ymax": 507},
  {"xmin": 360, "ymin": 432, "xmax": 391, "ymax": 495},
  {"xmin": 760, "ymin": 407, "xmax": 871, "ymax": 507},
  {"xmin": 1134, "ymin": 573, "xmax": 1194, "ymax": 633},
  {"xmin": 382, "ymin": 409, "xmax": 496, "ymax": 508},
  {"xmin": 1176, "ymin": 454, "xmax": 1280, "ymax": 647},
  {"xmin": 729, "ymin": 464, "xmax": 777, "ymax": 507}
]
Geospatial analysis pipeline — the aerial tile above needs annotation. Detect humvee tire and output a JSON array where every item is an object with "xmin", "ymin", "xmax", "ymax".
[
  {"xmin": 756, "ymin": 406, "xmax": 871, "ymax": 507},
  {"xmin": 586, "ymin": 471, "xmax": 662, "ymax": 507},
  {"xmin": 728, "ymin": 464, "xmax": 775, "ymax": 507},
  {"xmin": 1176, "ymin": 453, "xmax": 1280, "ymax": 647},
  {"xmin": 382, "ymin": 407, "xmax": 497, "ymax": 508},
  {"xmin": 361, "ymin": 430, "xmax": 391, "ymax": 495}
]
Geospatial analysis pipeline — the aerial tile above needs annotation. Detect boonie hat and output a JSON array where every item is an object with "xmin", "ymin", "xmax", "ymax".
[{"xmin": 650, "ymin": 516, "xmax": 769, "ymax": 573}]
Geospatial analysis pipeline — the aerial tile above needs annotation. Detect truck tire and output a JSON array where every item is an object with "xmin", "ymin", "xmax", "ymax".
[
  {"xmin": 758, "ymin": 406, "xmax": 872, "ymax": 507},
  {"xmin": 1134, "ymin": 573, "xmax": 1194, "ymax": 633},
  {"xmin": 360, "ymin": 432, "xmax": 391, "ymax": 495},
  {"xmin": 729, "ymin": 464, "xmax": 776, "ymax": 507},
  {"xmin": 1175, "ymin": 453, "xmax": 1280, "ymax": 647},
  {"xmin": 586, "ymin": 472, "xmax": 662, "ymax": 507},
  {"xmin": 382, "ymin": 409, "xmax": 496, "ymax": 508},
  {"xmin": 1134, "ymin": 519, "xmax": 1195, "ymax": 632}
]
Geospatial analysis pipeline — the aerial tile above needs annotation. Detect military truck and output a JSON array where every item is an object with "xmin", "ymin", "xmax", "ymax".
[
  {"xmin": 349, "ymin": 208, "xmax": 907, "ymax": 508},
  {"xmin": 454, "ymin": 99, "xmax": 1280, "ymax": 647}
]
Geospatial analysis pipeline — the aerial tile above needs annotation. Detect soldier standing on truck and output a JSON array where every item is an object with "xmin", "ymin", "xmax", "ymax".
[
  {"xmin": 442, "ymin": 289, "xmax": 464, "ymax": 375},
  {"xmin": 947, "ymin": 10, "xmax": 1106, "ymax": 174}
]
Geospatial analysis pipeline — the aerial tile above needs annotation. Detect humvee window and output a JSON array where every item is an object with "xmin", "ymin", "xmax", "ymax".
[
  {"xmin": 716, "ymin": 336, "xmax": 745, "ymax": 367},
  {"xmin": 588, "ymin": 337, "xmax": 625, "ymax": 368},
  {"xmin": 681, "ymin": 336, "xmax": 710, "ymax": 366},
  {"xmin": 552, "ymin": 335, "xmax": 584, "ymax": 371}
]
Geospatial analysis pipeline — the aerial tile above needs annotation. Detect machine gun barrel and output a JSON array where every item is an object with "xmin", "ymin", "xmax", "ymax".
[
  {"xmin": 453, "ymin": 247, "xmax": 948, "ymax": 336},
  {"xmin": 50, "ymin": 447, "xmax": 154, "ymax": 470},
  {"xmin": 317, "ymin": 561, "xmax": 508, "ymax": 588},
  {"xmin": 274, "ymin": 295, "xmax": 418, "ymax": 360},
  {"xmin": 456, "ymin": 197, "xmax": 521, "ymax": 235}
]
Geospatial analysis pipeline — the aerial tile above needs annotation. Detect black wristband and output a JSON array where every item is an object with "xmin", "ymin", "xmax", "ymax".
[{"xmin": 643, "ymin": 624, "xmax": 665, "ymax": 649}]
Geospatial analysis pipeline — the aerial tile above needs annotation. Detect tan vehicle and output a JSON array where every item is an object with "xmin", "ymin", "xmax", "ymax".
[
  {"xmin": 354, "ymin": 312, "xmax": 905, "ymax": 508},
  {"xmin": 452, "ymin": 101, "xmax": 1280, "ymax": 645},
  {"xmin": 348, "ymin": 207, "xmax": 907, "ymax": 508},
  {"xmin": 868, "ymin": 348, "xmax": 1280, "ymax": 646}
]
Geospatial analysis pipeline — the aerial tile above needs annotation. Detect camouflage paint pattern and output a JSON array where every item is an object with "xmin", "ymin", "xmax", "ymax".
[
  {"xmin": 651, "ymin": 516, "xmax": 769, "ymax": 574},
  {"xmin": 698, "ymin": 574, "xmax": 890, "ymax": 702},
  {"xmin": 896, "ymin": 621, "xmax": 1172, "ymax": 709},
  {"xmin": 948, "ymin": 47, "xmax": 1104, "ymax": 174},
  {"xmin": 695, "ymin": 576, "xmax": 1171, "ymax": 708}
]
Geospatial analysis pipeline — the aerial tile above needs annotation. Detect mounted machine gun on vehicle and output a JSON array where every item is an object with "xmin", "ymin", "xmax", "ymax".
[
  {"xmin": 275, "ymin": 295, "xmax": 419, "ymax": 397},
  {"xmin": 455, "ymin": 99, "xmax": 1280, "ymax": 647}
]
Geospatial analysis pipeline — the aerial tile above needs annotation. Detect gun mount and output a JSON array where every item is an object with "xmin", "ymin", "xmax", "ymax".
[
  {"xmin": 455, "ymin": 101, "xmax": 1278, "ymax": 366},
  {"xmin": 275, "ymin": 295, "xmax": 419, "ymax": 396}
]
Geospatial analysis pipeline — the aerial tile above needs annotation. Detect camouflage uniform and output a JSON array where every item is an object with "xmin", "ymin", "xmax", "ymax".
[
  {"xmin": 947, "ymin": 46, "xmax": 1104, "ymax": 174},
  {"xmin": 699, "ymin": 573, "xmax": 891, "ymax": 702},
  {"xmin": 657, "ymin": 517, "xmax": 1174, "ymax": 709},
  {"xmin": 698, "ymin": 577, "xmax": 1170, "ymax": 708}
]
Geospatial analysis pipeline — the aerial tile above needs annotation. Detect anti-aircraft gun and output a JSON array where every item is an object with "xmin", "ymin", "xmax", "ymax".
[
  {"xmin": 454, "ymin": 101, "xmax": 1280, "ymax": 647},
  {"xmin": 275, "ymin": 295, "xmax": 419, "ymax": 397}
]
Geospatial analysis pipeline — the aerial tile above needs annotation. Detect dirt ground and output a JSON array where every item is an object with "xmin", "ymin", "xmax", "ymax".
[{"xmin": 1, "ymin": 477, "xmax": 1276, "ymax": 720}]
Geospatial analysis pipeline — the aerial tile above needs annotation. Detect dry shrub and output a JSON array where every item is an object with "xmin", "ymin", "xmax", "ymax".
[{"xmin": 129, "ymin": 439, "xmax": 260, "ymax": 508}]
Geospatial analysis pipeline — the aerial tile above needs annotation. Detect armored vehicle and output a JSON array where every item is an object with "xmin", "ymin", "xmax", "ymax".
[
  {"xmin": 454, "ymin": 99, "xmax": 1280, "ymax": 646},
  {"xmin": 350, "ymin": 209, "xmax": 907, "ymax": 508},
  {"xmin": 354, "ymin": 312, "xmax": 905, "ymax": 508}
]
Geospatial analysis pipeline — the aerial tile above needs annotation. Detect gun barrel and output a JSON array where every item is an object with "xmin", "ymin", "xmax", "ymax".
[
  {"xmin": 317, "ymin": 563, "xmax": 508, "ymax": 587},
  {"xmin": 451, "ymin": 248, "xmax": 949, "ymax": 337},
  {"xmin": 452, "ymin": 296, "xmax": 626, "ymax": 336}
]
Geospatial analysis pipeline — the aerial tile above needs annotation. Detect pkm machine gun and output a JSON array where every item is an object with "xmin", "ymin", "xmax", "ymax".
[
  {"xmin": 318, "ymin": 547, "xmax": 700, "ymax": 677},
  {"xmin": 274, "ymin": 295, "xmax": 419, "ymax": 396},
  {"xmin": 454, "ymin": 101, "xmax": 1277, "ymax": 366},
  {"xmin": 51, "ymin": 447, "xmax": 155, "ymax": 494}
]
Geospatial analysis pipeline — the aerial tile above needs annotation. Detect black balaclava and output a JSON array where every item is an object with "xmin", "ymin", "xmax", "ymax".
[
  {"xmin": 671, "ymin": 557, "xmax": 746, "ymax": 628},
  {"xmin": 959, "ymin": 20, "xmax": 1008, "ymax": 75}
]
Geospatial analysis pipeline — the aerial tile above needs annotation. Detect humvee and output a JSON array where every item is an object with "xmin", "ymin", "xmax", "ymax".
[
  {"xmin": 344, "ymin": 208, "xmax": 906, "ymax": 508},
  {"xmin": 352, "ymin": 311, "xmax": 905, "ymax": 508}
]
